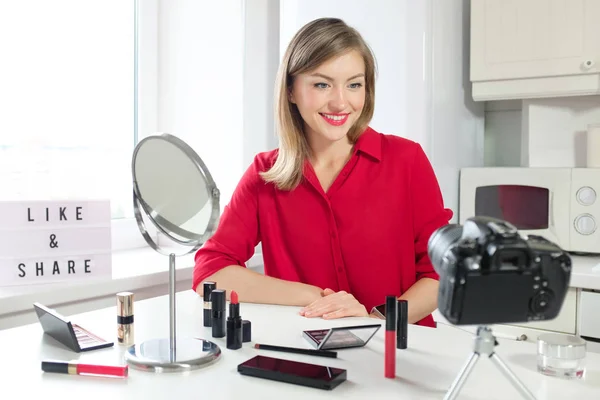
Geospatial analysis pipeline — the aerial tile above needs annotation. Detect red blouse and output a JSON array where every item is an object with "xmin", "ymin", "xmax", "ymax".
[{"xmin": 192, "ymin": 127, "xmax": 453, "ymax": 327}]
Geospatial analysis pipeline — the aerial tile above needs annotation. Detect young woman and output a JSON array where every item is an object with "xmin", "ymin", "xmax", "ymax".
[{"xmin": 192, "ymin": 17, "xmax": 453, "ymax": 327}]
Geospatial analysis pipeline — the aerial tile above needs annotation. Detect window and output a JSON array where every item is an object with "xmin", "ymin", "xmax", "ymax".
[
  {"xmin": 0, "ymin": 0, "xmax": 248, "ymax": 255},
  {"xmin": 0, "ymin": 0, "xmax": 151, "ymax": 250}
]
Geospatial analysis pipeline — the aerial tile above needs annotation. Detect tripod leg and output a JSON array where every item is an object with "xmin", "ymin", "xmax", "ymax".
[
  {"xmin": 489, "ymin": 353, "xmax": 537, "ymax": 400},
  {"xmin": 444, "ymin": 352, "xmax": 481, "ymax": 400}
]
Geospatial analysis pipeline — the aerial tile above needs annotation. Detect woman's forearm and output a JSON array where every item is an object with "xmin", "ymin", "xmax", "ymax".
[
  {"xmin": 398, "ymin": 278, "xmax": 439, "ymax": 324},
  {"xmin": 196, "ymin": 265, "xmax": 324, "ymax": 306}
]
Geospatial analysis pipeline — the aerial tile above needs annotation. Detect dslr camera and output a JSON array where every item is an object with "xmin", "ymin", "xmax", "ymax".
[{"xmin": 428, "ymin": 216, "xmax": 572, "ymax": 326}]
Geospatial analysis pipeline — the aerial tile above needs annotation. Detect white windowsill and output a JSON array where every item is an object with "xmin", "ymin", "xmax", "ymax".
[{"xmin": 0, "ymin": 246, "xmax": 264, "ymax": 330}]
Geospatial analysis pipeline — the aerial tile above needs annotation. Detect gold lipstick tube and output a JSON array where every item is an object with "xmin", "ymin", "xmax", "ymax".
[{"xmin": 116, "ymin": 291, "xmax": 134, "ymax": 346}]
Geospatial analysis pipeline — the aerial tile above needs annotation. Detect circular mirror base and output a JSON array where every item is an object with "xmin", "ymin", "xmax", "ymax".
[{"xmin": 124, "ymin": 337, "xmax": 221, "ymax": 373}]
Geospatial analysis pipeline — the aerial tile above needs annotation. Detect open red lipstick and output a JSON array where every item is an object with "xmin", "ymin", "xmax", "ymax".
[
  {"xmin": 385, "ymin": 295, "xmax": 397, "ymax": 378},
  {"xmin": 227, "ymin": 291, "xmax": 242, "ymax": 350}
]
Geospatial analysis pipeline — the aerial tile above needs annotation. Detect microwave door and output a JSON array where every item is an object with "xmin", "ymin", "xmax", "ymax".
[
  {"xmin": 460, "ymin": 168, "xmax": 572, "ymax": 251},
  {"xmin": 544, "ymin": 186, "xmax": 572, "ymax": 250},
  {"xmin": 523, "ymin": 190, "xmax": 565, "ymax": 246},
  {"xmin": 473, "ymin": 184, "xmax": 563, "ymax": 244}
]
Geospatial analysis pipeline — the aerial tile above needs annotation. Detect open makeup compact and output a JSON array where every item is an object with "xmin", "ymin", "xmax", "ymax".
[
  {"xmin": 303, "ymin": 324, "xmax": 381, "ymax": 350},
  {"xmin": 34, "ymin": 302, "xmax": 113, "ymax": 352}
]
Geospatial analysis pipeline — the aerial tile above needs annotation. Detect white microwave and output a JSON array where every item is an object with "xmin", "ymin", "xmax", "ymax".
[{"xmin": 459, "ymin": 167, "xmax": 600, "ymax": 254}]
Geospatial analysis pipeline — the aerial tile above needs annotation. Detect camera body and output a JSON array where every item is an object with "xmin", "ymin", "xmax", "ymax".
[{"xmin": 428, "ymin": 216, "xmax": 572, "ymax": 326}]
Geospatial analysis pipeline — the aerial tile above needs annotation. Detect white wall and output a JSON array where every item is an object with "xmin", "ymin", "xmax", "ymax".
[
  {"xmin": 484, "ymin": 96, "xmax": 600, "ymax": 168},
  {"xmin": 484, "ymin": 100, "xmax": 523, "ymax": 167},
  {"xmin": 242, "ymin": 0, "xmax": 280, "ymax": 168},
  {"xmin": 429, "ymin": 0, "xmax": 485, "ymax": 221},
  {"xmin": 156, "ymin": 0, "xmax": 244, "ymax": 209},
  {"xmin": 522, "ymin": 96, "xmax": 600, "ymax": 167}
]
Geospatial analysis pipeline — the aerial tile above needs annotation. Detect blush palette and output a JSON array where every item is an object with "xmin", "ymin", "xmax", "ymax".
[
  {"xmin": 72, "ymin": 324, "xmax": 112, "ymax": 350},
  {"xmin": 34, "ymin": 303, "xmax": 114, "ymax": 353},
  {"xmin": 302, "ymin": 324, "xmax": 381, "ymax": 350}
]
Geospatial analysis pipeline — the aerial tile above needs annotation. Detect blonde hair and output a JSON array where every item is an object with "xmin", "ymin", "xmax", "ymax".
[{"xmin": 259, "ymin": 18, "xmax": 377, "ymax": 190}]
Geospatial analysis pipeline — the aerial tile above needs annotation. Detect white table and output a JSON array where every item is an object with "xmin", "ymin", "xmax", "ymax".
[{"xmin": 1, "ymin": 290, "xmax": 599, "ymax": 399}]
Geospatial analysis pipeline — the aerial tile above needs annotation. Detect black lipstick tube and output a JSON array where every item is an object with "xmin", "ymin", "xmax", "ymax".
[
  {"xmin": 226, "ymin": 302, "xmax": 242, "ymax": 350},
  {"xmin": 397, "ymin": 299, "xmax": 408, "ymax": 349},
  {"xmin": 203, "ymin": 281, "xmax": 216, "ymax": 327},
  {"xmin": 211, "ymin": 289, "xmax": 226, "ymax": 338}
]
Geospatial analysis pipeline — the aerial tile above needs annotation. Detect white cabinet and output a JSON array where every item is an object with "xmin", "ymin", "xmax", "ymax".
[
  {"xmin": 470, "ymin": 0, "xmax": 600, "ymax": 101},
  {"xmin": 579, "ymin": 289, "xmax": 600, "ymax": 340}
]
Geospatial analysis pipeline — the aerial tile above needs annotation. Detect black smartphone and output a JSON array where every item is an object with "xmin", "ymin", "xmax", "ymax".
[{"xmin": 237, "ymin": 355, "xmax": 347, "ymax": 390}]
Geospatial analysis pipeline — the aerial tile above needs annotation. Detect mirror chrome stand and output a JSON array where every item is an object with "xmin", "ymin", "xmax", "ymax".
[
  {"xmin": 169, "ymin": 253, "xmax": 176, "ymax": 355},
  {"xmin": 123, "ymin": 194, "xmax": 221, "ymax": 373}
]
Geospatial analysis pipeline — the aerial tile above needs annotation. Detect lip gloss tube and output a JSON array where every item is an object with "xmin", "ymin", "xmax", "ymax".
[
  {"xmin": 42, "ymin": 360, "xmax": 128, "ymax": 378},
  {"xmin": 397, "ymin": 300, "xmax": 408, "ymax": 349},
  {"xmin": 211, "ymin": 289, "xmax": 226, "ymax": 338},
  {"xmin": 203, "ymin": 281, "xmax": 217, "ymax": 327},
  {"xmin": 385, "ymin": 295, "xmax": 397, "ymax": 379},
  {"xmin": 116, "ymin": 292, "xmax": 134, "ymax": 346}
]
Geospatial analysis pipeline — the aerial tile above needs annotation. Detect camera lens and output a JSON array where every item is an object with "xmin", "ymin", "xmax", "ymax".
[{"xmin": 428, "ymin": 224, "xmax": 463, "ymax": 275}]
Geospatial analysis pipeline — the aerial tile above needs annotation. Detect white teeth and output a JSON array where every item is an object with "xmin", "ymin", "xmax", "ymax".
[{"xmin": 322, "ymin": 114, "xmax": 346, "ymax": 121}]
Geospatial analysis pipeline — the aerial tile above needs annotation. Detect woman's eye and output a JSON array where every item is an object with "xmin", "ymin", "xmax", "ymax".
[
  {"xmin": 314, "ymin": 82, "xmax": 329, "ymax": 89},
  {"xmin": 349, "ymin": 83, "xmax": 363, "ymax": 89}
]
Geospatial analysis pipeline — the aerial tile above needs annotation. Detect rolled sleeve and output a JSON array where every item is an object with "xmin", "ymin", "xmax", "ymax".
[
  {"xmin": 192, "ymin": 157, "xmax": 262, "ymax": 292},
  {"xmin": 410, "ymin": 144, "xmax": 453, "ymax": 282}
]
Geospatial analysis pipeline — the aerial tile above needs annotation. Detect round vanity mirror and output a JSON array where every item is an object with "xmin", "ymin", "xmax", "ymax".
[
  {"xmin": 132, "ymin": 133, "xmax": 220, "ymax": 248},
  {"xmin": 126, "ymin": 133, "xmax": 221, "ymax": 373}
]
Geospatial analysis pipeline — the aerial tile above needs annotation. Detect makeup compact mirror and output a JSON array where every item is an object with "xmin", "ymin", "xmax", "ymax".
[{"xmin": 126, "ymin": 133, "xmax": 221, "ymax": 372}]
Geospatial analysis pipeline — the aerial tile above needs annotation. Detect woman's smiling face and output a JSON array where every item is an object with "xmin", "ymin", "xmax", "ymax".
[{"xmin": 289, "ymin": 50, "xmax": 366, "ymax": 144}]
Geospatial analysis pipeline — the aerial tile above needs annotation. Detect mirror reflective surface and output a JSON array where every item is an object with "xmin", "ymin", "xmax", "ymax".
[{"xmin": 132, "ymin": 133, "xmax": 220, "ymax": 247}]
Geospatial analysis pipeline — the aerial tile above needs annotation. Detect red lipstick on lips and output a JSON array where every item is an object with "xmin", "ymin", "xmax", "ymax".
[
  {"xmin": 384, "ymin": 295, "xmax": 397, "ymax": 379},
  {"xmin": 320, "ymin": 113, "xmax": 349, "ymax": 126}
]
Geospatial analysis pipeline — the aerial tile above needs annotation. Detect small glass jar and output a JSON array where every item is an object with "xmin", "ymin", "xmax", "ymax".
[{"xmin": 537, "ymin": 333, "xmax": 586, "ymax": 379}]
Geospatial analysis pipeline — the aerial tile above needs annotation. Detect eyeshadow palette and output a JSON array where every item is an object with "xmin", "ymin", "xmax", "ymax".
[
  {"xmin": 302, "ymin": 324, "xmax": 381, "ymax": 350},
  {"xmin": 34, "ymin": 302, "xmax": 114, "ymax": 352}
]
